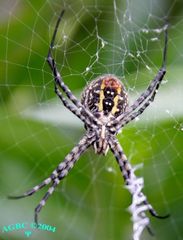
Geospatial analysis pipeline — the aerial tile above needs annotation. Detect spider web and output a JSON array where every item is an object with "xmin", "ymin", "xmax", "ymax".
[{"xmin": 0, "ymin": 1, "xmax": 183, "ymax": 240}]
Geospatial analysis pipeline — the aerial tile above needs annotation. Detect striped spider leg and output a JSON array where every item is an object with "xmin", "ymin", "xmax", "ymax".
[
  {"xmin": 109, "ymin": 136, "xmax": 169, "ymax": 235},
  {"xmin": 107, "ymin": 23, "xmax": 168, "ymax": 134},
  {"xmin": 9, "ymin": 133, "xmax": 96, "ymax": 224},
  {"xmin": 47, "ymin": 10, "xmax": 102, "ymax": 129}
]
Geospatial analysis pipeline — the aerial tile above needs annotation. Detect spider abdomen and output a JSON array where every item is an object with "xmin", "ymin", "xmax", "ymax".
[{"xmin": 81, "ymin": 75, "xmax": 128, "ymax": 120}]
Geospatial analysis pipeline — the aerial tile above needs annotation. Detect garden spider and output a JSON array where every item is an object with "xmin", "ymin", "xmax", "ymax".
[{"xmin": 9, "ymin": 10, "xmax": 168, "ymax": 228}]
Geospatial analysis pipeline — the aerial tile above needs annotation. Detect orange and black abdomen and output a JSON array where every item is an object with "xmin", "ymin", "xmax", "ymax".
[{"xmin": 81, "ymin": 75, "xmax": 128, "ymax": 118}]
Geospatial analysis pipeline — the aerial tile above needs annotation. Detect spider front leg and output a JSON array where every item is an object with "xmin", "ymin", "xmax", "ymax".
[
  {"xmin": 114, "ymin": 81, "xmax": 165, "ymax": 131},
  {"xmin": 126, "ymin": 24, "xmax": 168, "ymax": 117},
  {"xmin": 108, "ymin": 136, "xmax": 168, "ymax": 238},
  {"xmin": 108, "ymin": 24, "xmax": 168, "ymax": 132},
  {"xmin": 54, "ymin": 84, "xmax": 87, "ymax": 123},
  {"xmin": 55, "ymin": 84, "xmax": 102, "ymax": 130},
  {"xmin": 47, "ymin": 10, "xmax": 81, "ymax": 108},
  {"xmin": 47, "ymin": 10, "xmax": 102, "ymax": 130},
  {"xmin": 9, "ymin": 133, "xmax": 95, "ymax": 224}
]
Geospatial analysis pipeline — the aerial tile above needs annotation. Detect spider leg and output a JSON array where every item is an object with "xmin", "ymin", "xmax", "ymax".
[
  {"xmin": 8, "ymin": 177, "xmax": 52, "ymax": 199},
  {"xmin": 109, "ymin": 137, "xmax": 133, "ymax": 182},
  {"xmin": 108, "ymin": 136, "xmax": 169, "ymax": 235},
  {"xmin": 55, "ymin": 84, "xmax": 101, "ymax": 129},
  {"xmin": 148, "ymin": 207, "xmax": 170, "ymax": 219},
  {"xmin": 9, "ymin": 133, "xmax": 95, "ymax": 224},
  {"xmin": 55, "ymin": 84, "xmax": 84, "ymax": 122},
  {"xmin": 47, "ymin": 10, "xmax": 81, "ymax": 108},
  {"xmin": 114, "ymin": 84, "xmax": 164, "ymax": 131},
  {"xmin": 47, "ymin": 10, "xmax": 102, "ymax": 129},
  {"xmin": 34, "ymin": 180, "xmax": 59, "ymax": 224},
  {"xmin": 126, "ymin": 25, "xmax": 168, "ymax": 115},
  {"xmin": 108, "ymin": 25, "xmax": 168, "ymax": 132},
  {"xmin": 34, "ymin": 133, "xmax": 95, "ymax": 224}
]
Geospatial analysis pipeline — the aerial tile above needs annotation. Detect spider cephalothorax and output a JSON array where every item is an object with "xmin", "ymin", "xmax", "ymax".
[{"xmin": 9, "ymin": 9, "xmax": 168, "ymax": 233}]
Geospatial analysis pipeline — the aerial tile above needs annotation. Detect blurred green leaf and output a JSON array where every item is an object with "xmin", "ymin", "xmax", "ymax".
[{"xmin": 0, "ymin": 1, "xmax": 183, "ymax": 240}]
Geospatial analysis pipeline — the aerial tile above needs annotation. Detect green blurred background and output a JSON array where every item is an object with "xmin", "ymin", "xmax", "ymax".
[{"xmin": 0, "ymin": 0, "xmax": 182, "ymax": 240}]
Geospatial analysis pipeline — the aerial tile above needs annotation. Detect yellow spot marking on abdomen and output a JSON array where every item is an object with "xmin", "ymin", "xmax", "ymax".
[
  {"xmin": 98, "ymin": 80, "xmax": 105, "ymax": 111},
  {"xmin": 111, "ymin": 86, "xmax": 121, "ymax": 115}
]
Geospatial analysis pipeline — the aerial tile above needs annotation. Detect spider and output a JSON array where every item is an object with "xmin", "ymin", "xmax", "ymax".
[{"xmin": 9, "ymin": 10, "xmax": 168, "ymax": 227}]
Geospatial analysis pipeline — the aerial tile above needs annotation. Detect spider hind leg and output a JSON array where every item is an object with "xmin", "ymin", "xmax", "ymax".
[
  {"xmin": 149, "ymin": 207, "xmax": 170, "ymax": 219},
  {"xmin": 8, "ymin": 177, "xmax": 52, "ymax": 199}
]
